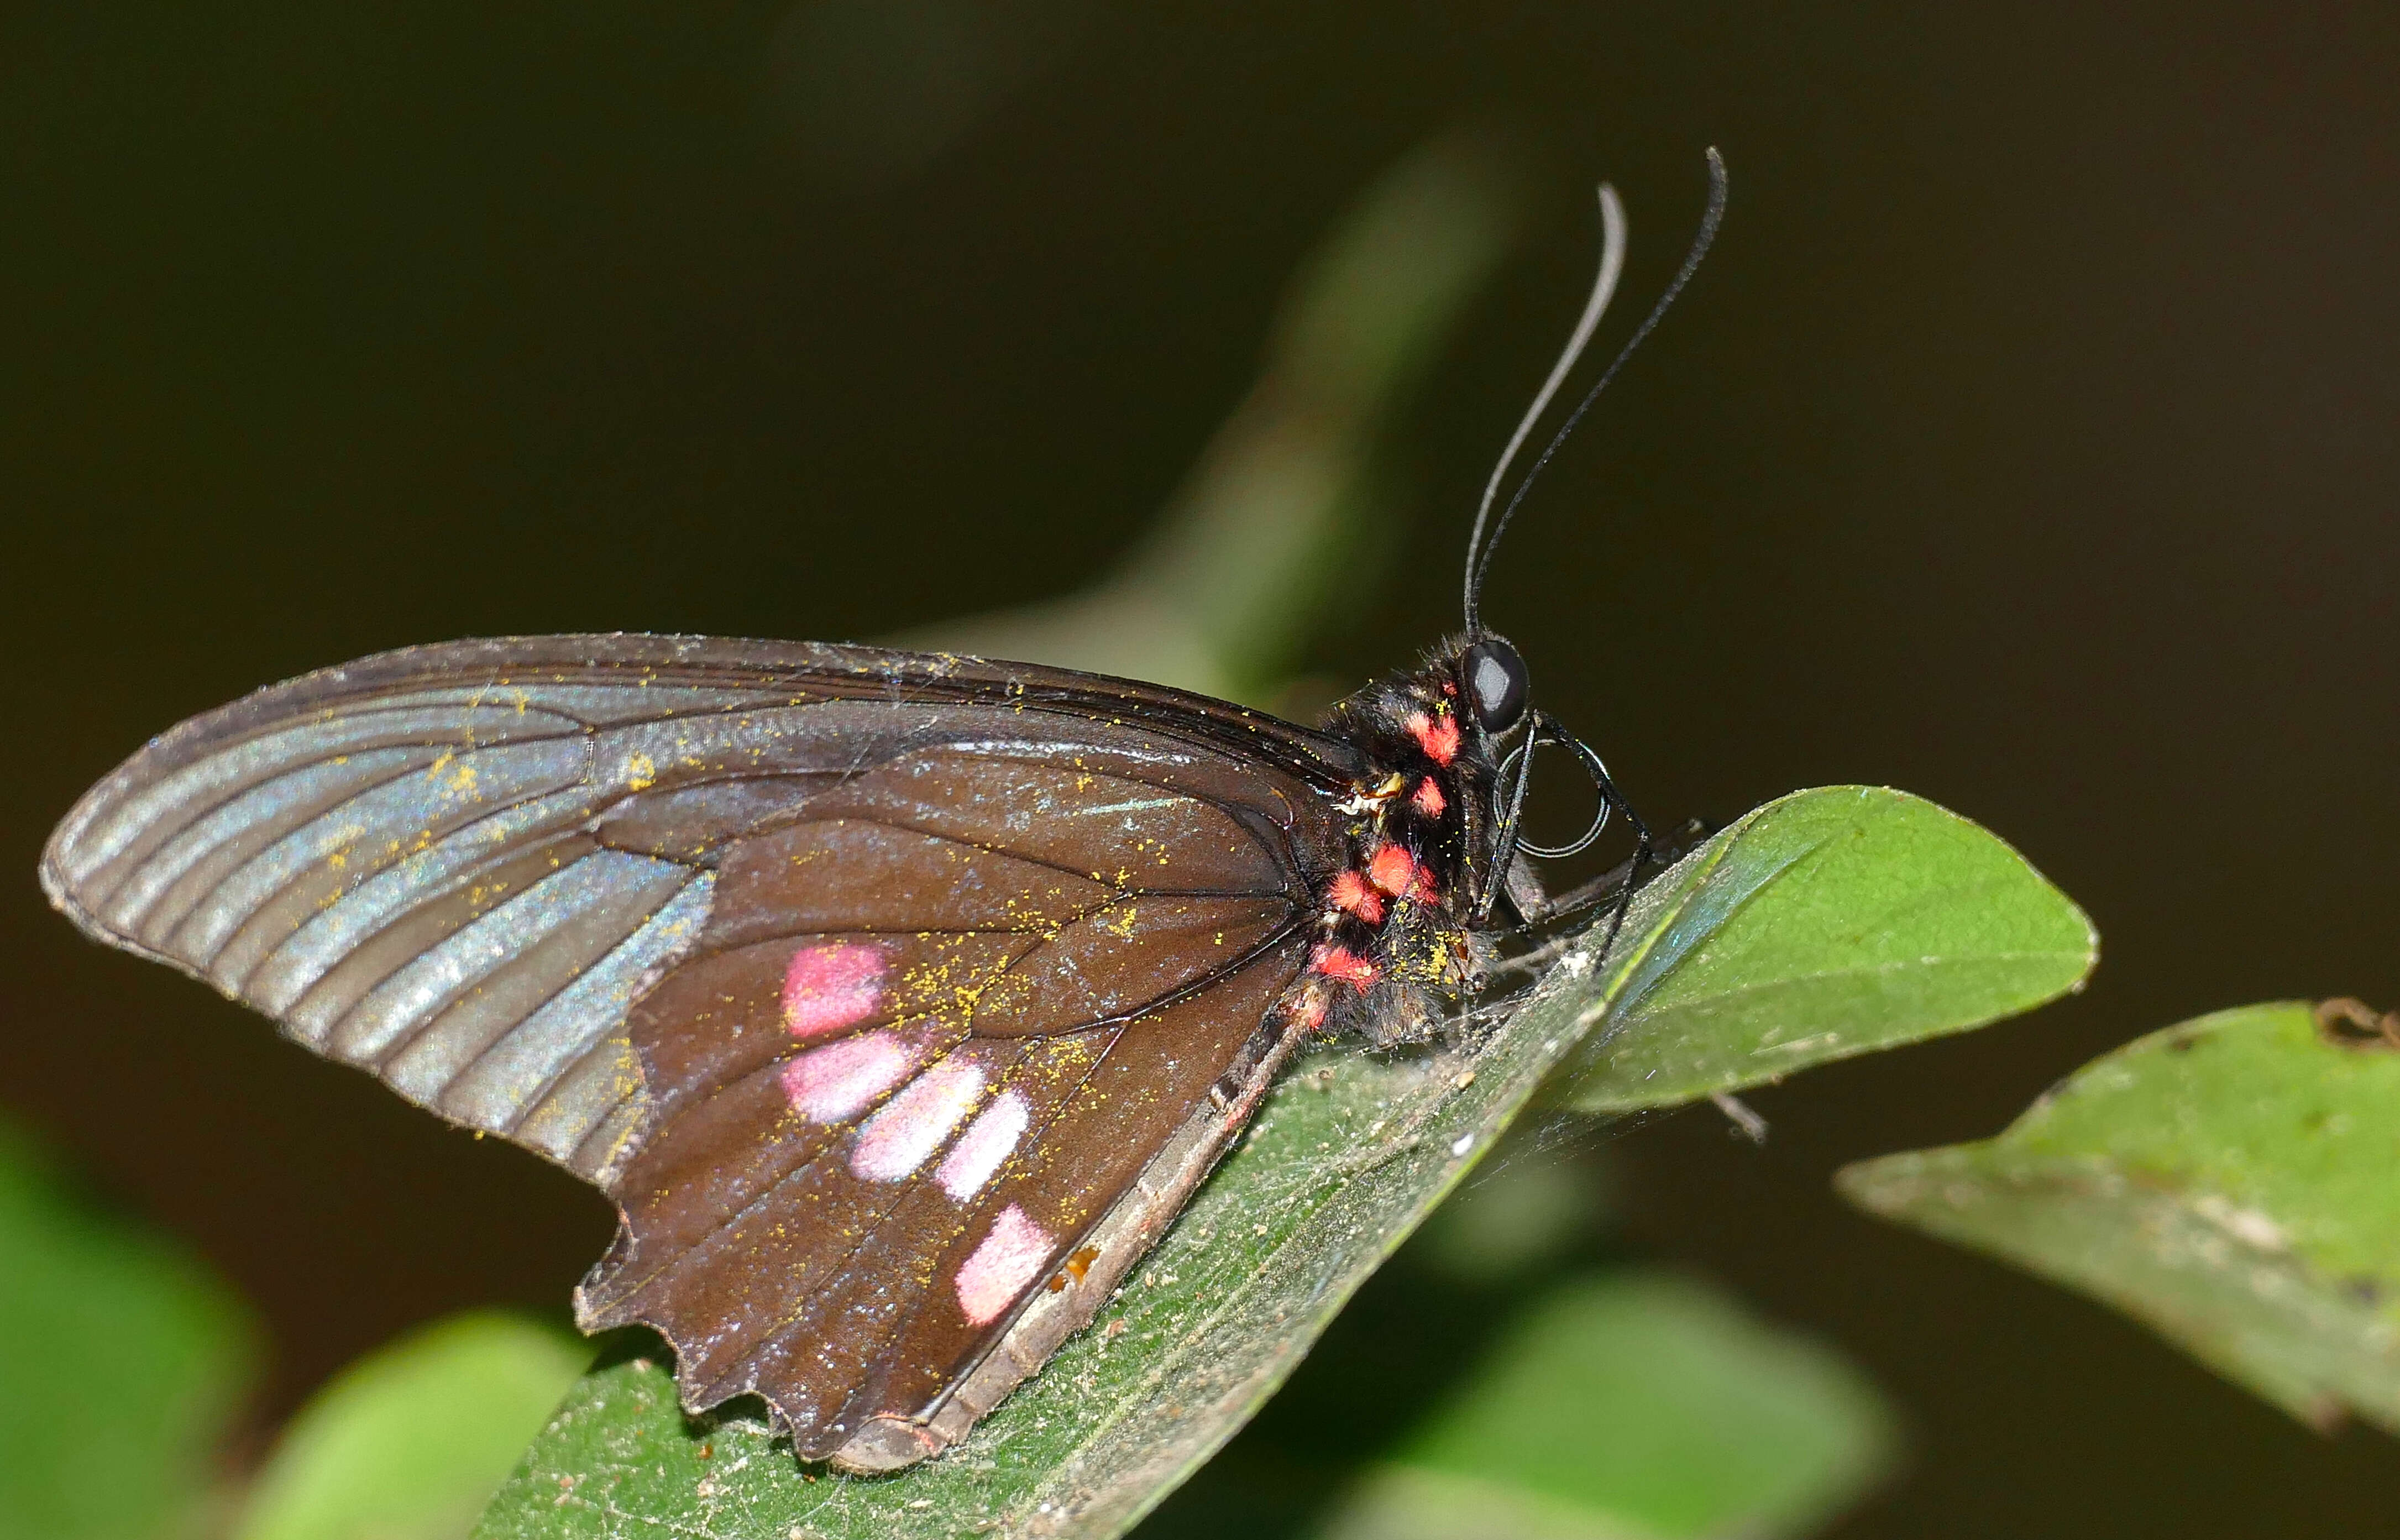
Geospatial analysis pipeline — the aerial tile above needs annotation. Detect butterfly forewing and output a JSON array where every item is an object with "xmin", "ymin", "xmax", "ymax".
[{"xmin": 41, "ymin": 634, "xmax": 1356, "ymax": 1459}]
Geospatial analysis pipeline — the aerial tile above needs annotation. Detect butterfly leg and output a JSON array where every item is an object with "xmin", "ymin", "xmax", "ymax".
[
  {"xmin": 1513, "ymin": 815, "xmax": 1713, "ymax": 929},
  {"xmin": 1576, "ymin": 763, "xmax": 1657, "ymax": 980},
  {"xmin": 1480, "ymin": 814, "xmax": 1716, "ymax": 986}
]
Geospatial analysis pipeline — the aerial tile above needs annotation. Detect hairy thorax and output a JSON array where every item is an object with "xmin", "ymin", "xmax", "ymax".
[{"xmin": 1286, "ymin": 649, "xmax": 1506, "ymax": 1049}]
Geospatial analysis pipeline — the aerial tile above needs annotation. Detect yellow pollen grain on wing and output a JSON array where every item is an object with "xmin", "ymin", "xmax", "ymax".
[{"xmin": 625, "ymin": 752, "xmax": 657, "ymax": 792}]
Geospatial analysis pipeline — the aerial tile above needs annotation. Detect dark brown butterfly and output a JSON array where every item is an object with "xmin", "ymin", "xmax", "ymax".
[{"xmin": 40, "ymin": 158, "xmax": 1722, "ymax": 1473}]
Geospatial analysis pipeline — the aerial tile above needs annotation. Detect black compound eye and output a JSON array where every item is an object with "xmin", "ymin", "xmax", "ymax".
[{"xmin": 1462, "ymin": 636, "xmax": 1529, "ymax": 732}]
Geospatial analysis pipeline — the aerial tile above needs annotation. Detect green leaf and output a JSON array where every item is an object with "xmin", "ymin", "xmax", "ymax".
[
  {"xmin": 475, "ymin": 785, "xmax": 2049, "ymax": 1539},
  {"xmin": 1310, "ymin": 1271, "xmax": 1896, "ymax": 1540},
  {"xmin": 1550, "ymin": 785, "xmax": 2095, "ymax": 1114},
  {"xmin": 1840, "ymin": 1001, "xmax": 2400, "ymax": 1432},
  {"xmin": 236, "ymin": 1310, "xmax": 593, "ymax": 1540},
  {"xmin": 0, "ymin": 1118, "xmax": 256, "ymax": 1540}
]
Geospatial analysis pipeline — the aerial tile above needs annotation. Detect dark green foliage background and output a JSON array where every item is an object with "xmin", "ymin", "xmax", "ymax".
[{"xmin": 4, "ymin": 5, "xmax": 2397, "ymax": 1536}]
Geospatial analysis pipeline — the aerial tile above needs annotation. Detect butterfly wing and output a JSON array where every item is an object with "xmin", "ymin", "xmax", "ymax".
[{"xmin": 43, "ymin": 633, "xmax": 1358, "ymax": 1460}]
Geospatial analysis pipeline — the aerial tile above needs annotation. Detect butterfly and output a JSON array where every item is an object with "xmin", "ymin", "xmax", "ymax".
[{"xmin": 39, "ymin": 154, "xmax": 1724, "ymax": 1474}]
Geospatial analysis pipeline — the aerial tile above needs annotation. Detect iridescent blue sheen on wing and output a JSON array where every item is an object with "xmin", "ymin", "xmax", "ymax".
[
  {"xmin": 42, "ymin": 635, "xmax": 1363, "ymax": 1191},
  {"xmin": 41, "ymin": 680, "xmax": 757, "ymax": 1177}
]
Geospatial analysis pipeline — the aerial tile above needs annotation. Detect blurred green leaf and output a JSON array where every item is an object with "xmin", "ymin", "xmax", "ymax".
[
  {"xmin": 1310, "ymin": 1271, "xmax": 1896, "ymax": 1540},
  {"xmin": 1551, "ymin": 785, "xmax": 2095, "ymax": 1115},
  {"xmin": 1409, "ymin": 1151, "xmax": 1607, "ymax": 1288},
  {"xmin": 889, "ymin": 129, "xmax": 1522, "ymax": 706},
  {"xmin": 1841, "ymin": 1001, "xmax": 2400, "ymax": 1433},
  {"xmin": 237, "ymin": 1309, "xmax": 590, "ymax": 1540},
  {"xmin": 0, "ymin": 1119, "xmax": 255, "ymax": 1540},
  {"xmin": 1145, "ymin": 1146, "xmax": 1880, "ymax": 1538}
]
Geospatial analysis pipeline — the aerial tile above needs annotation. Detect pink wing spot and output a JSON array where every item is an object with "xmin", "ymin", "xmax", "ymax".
[
  {"xmin": 781, "ymin": 1030, "xmax": 923, "ymax": 1122},
  {"xmin": 782, "ymin": 942, "xmax": 888, "ymax": 1039},
  {"xmin": 1405, "ymin": 710, "xmax": 1460, "ymax": 766},
  {"xmin": 851, "ymin": 1057, "xmax": 986, "ymax": 1182},
  {"xmin": 955, "ymin": 1203, "xmax": 1056, "ymax": 1326},
  {"xmin": 937, "ymin": 1088, "xmax": 1030, "ymax": 1202}
]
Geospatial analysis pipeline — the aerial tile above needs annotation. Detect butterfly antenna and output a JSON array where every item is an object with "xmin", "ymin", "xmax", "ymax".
[
  {"xmin": 1464, "ymin": 147, "xmax": 1728, "ymax": 628},
  {"xmin": 1463, "ymin": 183, "xmax": 1627, "ymax": 636}
]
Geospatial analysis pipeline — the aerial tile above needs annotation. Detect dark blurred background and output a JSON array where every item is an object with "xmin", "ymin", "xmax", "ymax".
[{"xmin": 4, "ymin": 3, "xmax": 2397, "ymax": 1534}]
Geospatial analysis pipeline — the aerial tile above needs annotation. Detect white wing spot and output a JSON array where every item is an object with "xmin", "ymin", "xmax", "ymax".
[
  {"xmin": 851, "ymin": 1058, "xmax": 984, "ymax": 1182},
  {"xmin": 937, "ymin": 1088, "xmax": 1030, "ymax": 1201},
  {"xmin": 780, "ymin": 1031, "xmax": 921, "ymax": 1122}
]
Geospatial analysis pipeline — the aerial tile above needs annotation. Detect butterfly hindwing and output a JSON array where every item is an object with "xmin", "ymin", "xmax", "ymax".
[
  {"xmin": 583, "ymin": 919, "xmax": 1307, "ymax": 1457},
  {"xmin": 571, "ymin": 731, "xmax": 1322, "ymax": 1451}
]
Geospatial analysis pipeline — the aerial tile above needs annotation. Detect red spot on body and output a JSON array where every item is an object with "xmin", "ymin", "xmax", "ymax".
[
  {"xmin": 1311, "ymin": 943, "xmax": 1382, "ymax": 992},
  {"xmin": 1328, "ymin": 869, "xmax": 1385, "ymax": 924},
  {"xmin": 1412, "ymin": 777, "xmax": 1447, "ymax": 818},
  {"xmin": 1366, "ymin": 844, "xmax": 1439, "ymax": 904},
  {"xmin": 1405, "ymin": 710, "xmax": 1460, "ymax": 766},
  {"xmin": 1291, "ymin": 988, "xmax": 1330, "ymax": 1030}
]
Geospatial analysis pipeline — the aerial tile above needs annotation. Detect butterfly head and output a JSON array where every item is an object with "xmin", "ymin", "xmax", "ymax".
[
  {"xmin": 1458, "ymin": 634, "xmax": 1529, "ymax": 736},
  {"xmin": 1426, "ymin": 628, "xmax": 1636, "ymax": 929},
  {"xmin": 1440, "ymin": 154, "xmax": 1723, "ymax": 930}
]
